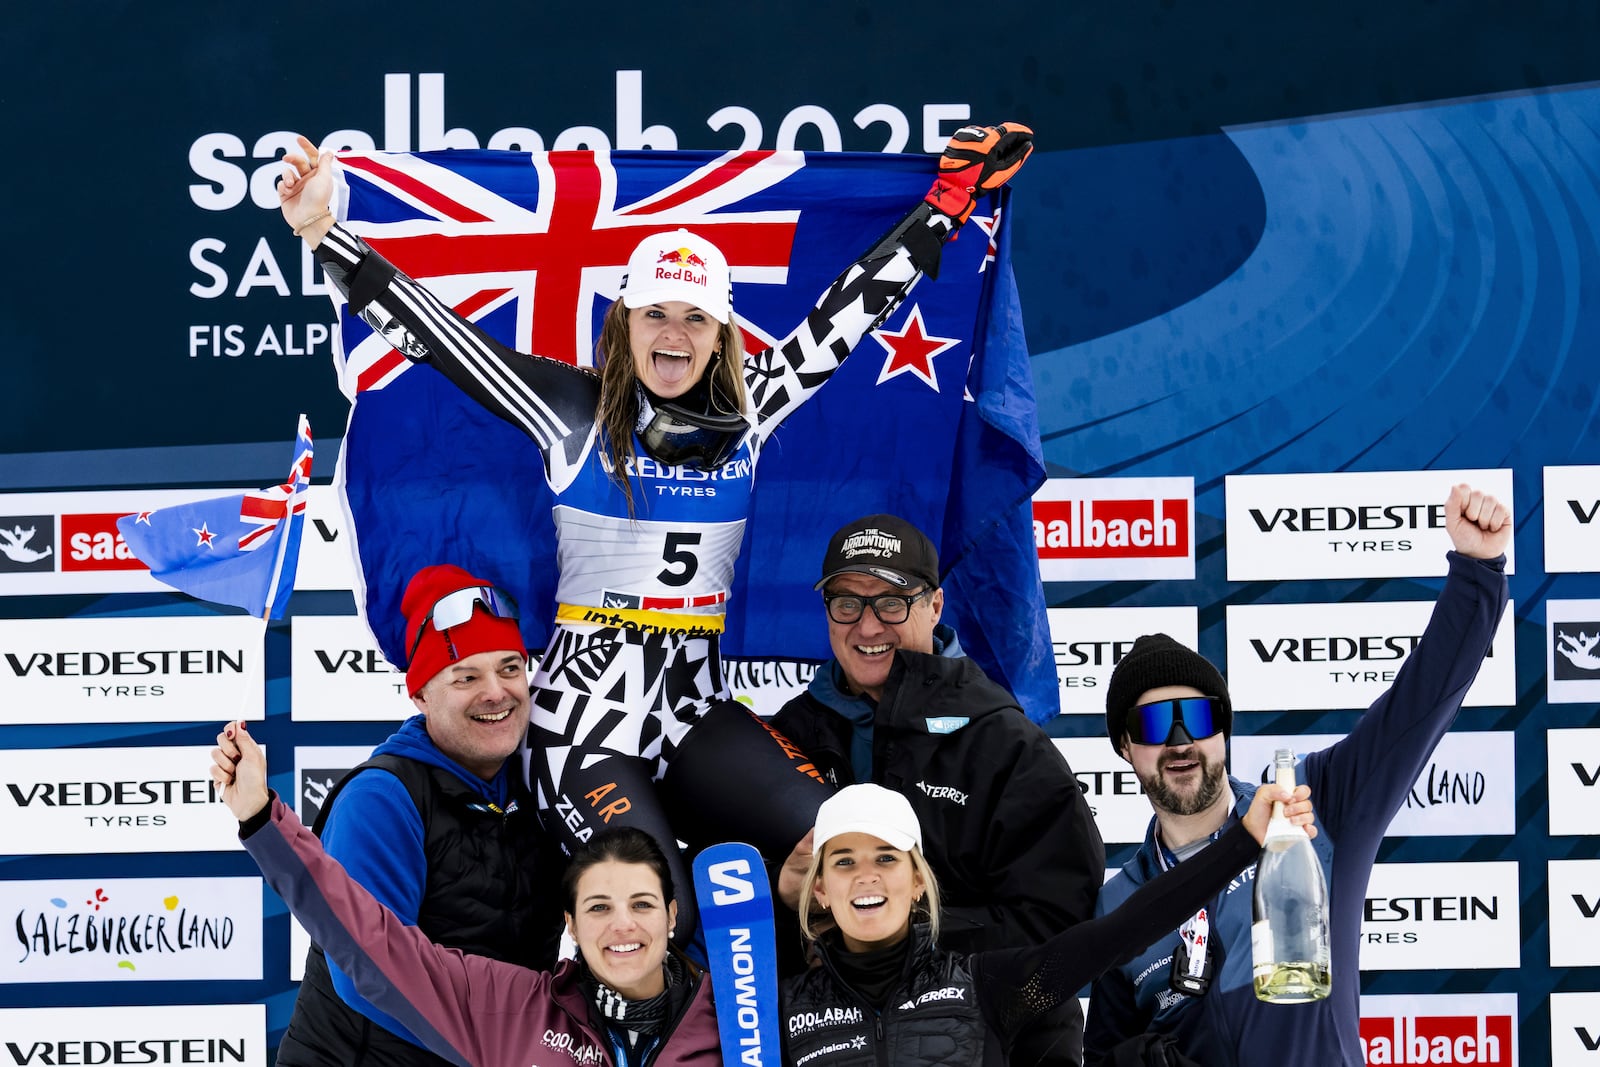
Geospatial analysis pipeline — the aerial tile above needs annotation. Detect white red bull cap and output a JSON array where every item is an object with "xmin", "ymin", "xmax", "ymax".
[{"xmin": 620, "ymin": 229, "xmax": 732, "ymax": 324}]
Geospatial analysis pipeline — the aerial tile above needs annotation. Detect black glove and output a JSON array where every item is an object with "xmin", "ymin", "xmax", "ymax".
[{"xmin": 924, "ymin": 121, "xmax": 1035, "ymax": 225}]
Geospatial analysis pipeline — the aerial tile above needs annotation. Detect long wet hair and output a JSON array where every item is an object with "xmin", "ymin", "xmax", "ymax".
[
  {"xmin": 796, "ymin": 838, "xmax": 942, "ymax": 946},
  {"xmin": 593, "ymin": 300, "xmax": 748, "ymax": 515}
]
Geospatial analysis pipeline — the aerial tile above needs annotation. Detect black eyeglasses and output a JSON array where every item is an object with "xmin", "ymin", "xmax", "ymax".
[
  {"xmin": 823, "ymin": 589, "xmax": 931, "ymax": 625},
  {"xmin": 1125, "ymin": 696, "xmax": 1223, "ymax": 746},
  {"xmin": 407, "ymin": 585, "xmax": 520, "ymax": 663}
]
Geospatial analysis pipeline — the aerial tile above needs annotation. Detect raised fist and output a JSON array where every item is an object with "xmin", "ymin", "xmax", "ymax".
[{"xmin": 925, "ymin": 122, "xmax": 1035, "ymax": 225}]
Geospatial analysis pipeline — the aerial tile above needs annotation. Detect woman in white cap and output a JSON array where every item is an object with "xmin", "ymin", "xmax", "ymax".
[
  {"xmin": 276, "ymin": 124, "xmax": 1035, "ymax": 944},
  {"xmin": 783, "ymin": 782, "xmax": 1315, "ymax": 1066}
]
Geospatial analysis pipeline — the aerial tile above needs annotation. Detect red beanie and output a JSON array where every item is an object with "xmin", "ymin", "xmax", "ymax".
[{"xmin": 401, "ymin": 564, "xmax": 526, "ymax": 696}]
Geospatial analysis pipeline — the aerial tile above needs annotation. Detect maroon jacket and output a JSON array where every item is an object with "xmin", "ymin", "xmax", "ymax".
[{"xmin": 244, "ymin": 797, "xmax": 720, "ymax": 1067}]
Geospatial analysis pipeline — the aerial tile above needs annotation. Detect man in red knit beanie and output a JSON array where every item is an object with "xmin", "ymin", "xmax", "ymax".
[{"xmin": 276, "ymin": 564, "xmax": 566, "ymax": 1067}]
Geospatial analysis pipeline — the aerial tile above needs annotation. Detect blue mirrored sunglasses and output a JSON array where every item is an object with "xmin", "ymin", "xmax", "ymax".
[
  {"xmin": 1127, "ymin": 696, "xmax": 1223, "ymax": 746},
  {"xmin": 407, "ymin": 585, "xmax": 519, "ymax": 663}
]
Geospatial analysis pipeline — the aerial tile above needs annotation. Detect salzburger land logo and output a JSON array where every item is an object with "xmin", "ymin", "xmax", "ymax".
[
  {"xmin": 1, "ymin": 877, "xmax": 260, "ymax": 984},
  {"xmin": 0, "ymin": 516, "xmax": 56, "ymax": 574},
  {"xmin": 1232, "ymin": 732, "xmax": 1515, "ymax": 839}
]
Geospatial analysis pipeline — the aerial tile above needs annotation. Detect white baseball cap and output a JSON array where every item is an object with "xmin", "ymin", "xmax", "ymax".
[
  {"xmin": 620, "ymin": 229, "xmax": 732, "ymax": 324},
  {"xmin": 813, "ymin": 784, "xmax": 923, "ymax": 852}
]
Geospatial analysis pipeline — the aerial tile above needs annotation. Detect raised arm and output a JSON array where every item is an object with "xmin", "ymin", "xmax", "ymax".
[
  {"xmin": 1306, "ymin": 482, "xmax": 1512, "ymax": 834},
  {"xmin": 210, "ymin": 722, "xmax": 550, "ymax": 1067},
  {"xmin": 279, "ymin": 136, "xmax": 600, "ymax": 469},
  {"xmin": 745, "ymin": 123, "xmax": 1034, "ymax": 433},
  {"xmin": 975, "ymin": 783, "xmax": 1314, "ymax": 1040}
]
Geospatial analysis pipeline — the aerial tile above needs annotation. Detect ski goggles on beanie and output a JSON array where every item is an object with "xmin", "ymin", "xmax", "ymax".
[
  {"xmin": 639, "ymin": 401, "xmax": 750, "ymax": 470},
  {"xmin": 1125, "ymin": 696, "xmax": 1224, "ymax": 746},
  {"xmin": 406, "ymin": 585, "xmax": 520, "ymax": 665}
]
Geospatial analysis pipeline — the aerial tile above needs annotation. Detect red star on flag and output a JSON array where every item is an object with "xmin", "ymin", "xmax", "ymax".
[
  {"xmin": 134, "ymin": 511, "xmax": 153, "ymax": 525},
  {"xmin": 192, "ymin": 524, "xmax": 216, "ymax": 548},
  {"xmin": 871, "ymin": 305, "xmax": 961, "ymax": 391}
]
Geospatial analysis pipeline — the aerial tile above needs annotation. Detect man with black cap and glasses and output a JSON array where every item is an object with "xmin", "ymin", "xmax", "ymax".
[
  {"xmin": 771, "ymin": 513, "xmax": 1104, "ymax": 1065},
  {"xmin": 1084, "ymin": 483, "xmax": 1511, "ymax": 1067},
  {"xmin": 275, "ymin": 564, "xmax": 566, "ymax": 1067}
]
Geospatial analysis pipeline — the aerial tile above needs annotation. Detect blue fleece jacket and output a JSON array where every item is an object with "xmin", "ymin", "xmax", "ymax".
[{"xmin": 320, "ymin": 714, "xmax": 515, "ymax": 1044}]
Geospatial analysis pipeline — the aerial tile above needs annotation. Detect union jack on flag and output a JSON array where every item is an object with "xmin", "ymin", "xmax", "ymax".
[
  {"xmin": 118, "ymin": 415, "xmax": 312, "ymax": 619},
  {"xmin": 331, "ymin": 148, "xmax": 1059, "ymax": 721}
]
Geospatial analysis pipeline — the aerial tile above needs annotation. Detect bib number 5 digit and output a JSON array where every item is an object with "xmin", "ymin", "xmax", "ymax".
[{"xmin": 658, "ymin": 531, "xmax": 702, "ymax": 587}]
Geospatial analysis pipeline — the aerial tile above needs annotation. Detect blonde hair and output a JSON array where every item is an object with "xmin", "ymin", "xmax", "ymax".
[
  {"xmin": 593, "ymin": 301, "xmax": 747, "ymax": 515},
  {"xmin": 796, "ymin": 841, "xmax": 942, "ymax": 945}
]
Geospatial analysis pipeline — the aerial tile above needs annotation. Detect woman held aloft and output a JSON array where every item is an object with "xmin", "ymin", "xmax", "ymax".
[
  {"xmin": 782, "ymin": 782, "xmax": 1315, "ymax": 1066},
  {"xmin": 211, "ymin": 720, "xmax": 717, "ymax": 1067},
  {"xmin": 276, "ymin": 125, "xmax": 1034, "ymax": 941}
]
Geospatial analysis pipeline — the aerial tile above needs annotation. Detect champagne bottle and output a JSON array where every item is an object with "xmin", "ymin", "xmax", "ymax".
[{"xmin": 1251, "ymin": 748, "xmax": 1331, "ymax": 1003}]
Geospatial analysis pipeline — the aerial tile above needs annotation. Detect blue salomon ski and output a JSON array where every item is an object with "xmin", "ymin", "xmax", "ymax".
[{"xmin": 692, "ymin": 841, "xmax": 779, "ymax": 1067}]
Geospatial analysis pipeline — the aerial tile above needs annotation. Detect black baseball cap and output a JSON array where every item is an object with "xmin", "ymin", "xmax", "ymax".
[{"xmin": 814, "ymin": 514, "xmax": 940, "ymax": 591}]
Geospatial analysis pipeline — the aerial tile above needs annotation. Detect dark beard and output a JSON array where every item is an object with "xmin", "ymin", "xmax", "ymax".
[{"xmin": 1139, "ymin": 748, "xmax": 1227, "ymax": 817}]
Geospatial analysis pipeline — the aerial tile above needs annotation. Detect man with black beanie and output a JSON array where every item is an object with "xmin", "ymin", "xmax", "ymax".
[{"xmin": 1084, "ymin": 484, "xmax": 1511, "ymax": 1067}]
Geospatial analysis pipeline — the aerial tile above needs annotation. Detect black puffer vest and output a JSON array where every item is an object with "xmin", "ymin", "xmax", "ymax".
[
  {"xmin": 275, "ymin": 754, "xmax": 565, "ymax": 1067},
  {"xmin": 781, "ymin": 926, "xmax": 998, "ymax": 1067}
]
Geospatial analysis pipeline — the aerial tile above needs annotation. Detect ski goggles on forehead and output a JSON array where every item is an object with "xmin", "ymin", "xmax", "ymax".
[
  {"xmin": 1126, "ymin": 696, "xmax": 1223, "ymax": 746},
  {"xmin": 407, "ymin": 585, "xmax": 520, "ymax": 662}
]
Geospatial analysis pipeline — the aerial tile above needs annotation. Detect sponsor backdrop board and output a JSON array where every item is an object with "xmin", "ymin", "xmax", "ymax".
[
  {"xmin": 1046, "ymin": 605, "xmax": 1199, "ymax": 715},
  {"xmin": 6, "ymin": 5, "xmax": 1600, "ymax": 1063},
  {"xmin": 0, "ymin": 1004, "xmax": 268, "ymax": 1067},
  {"xmin": 0, "ymin": 616, "xmax": 265, "ymax": 725},
  {"xmin": 1224, "ymin": 468, "xmax": 1516, "ymax": 581},
  {"xmin": 1358, "ymin": 994, "xmax": 1517, "ymax": 1067},
  {"xmin": 1223, "ymin": 599, "xmax": 1517, "ymax": 712}
]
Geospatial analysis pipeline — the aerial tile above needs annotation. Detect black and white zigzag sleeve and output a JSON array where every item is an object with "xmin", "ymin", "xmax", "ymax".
[
  {"xmin": 316, "ymin": 225, "xmax": 601, "ymax": 464},
  {"xmin": 744, "ymin": 203, "xmax": 957, "ymax": 435}
]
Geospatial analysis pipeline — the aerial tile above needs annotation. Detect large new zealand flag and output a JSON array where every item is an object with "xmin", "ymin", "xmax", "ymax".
[{"xmin": 330, "ymin": 149, "xmax": 1057, "ymax": 720}]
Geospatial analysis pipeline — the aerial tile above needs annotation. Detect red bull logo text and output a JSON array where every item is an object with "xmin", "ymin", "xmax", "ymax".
[{"xmin": 654, "ymin": 247, "xmax": 709, "ymax": 287}]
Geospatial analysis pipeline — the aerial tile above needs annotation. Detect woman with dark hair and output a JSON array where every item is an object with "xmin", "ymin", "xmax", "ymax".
[
  {"xmin": 211, "ymin": 720, "xmax": 717, "ymax": 1067},
  {"xmin": 276, "ymin": 124, "xmax": 1034, "ymax": 942},
  {"xmin": 782, "ymin": 783, "xmax": 1316, "ymax": 1066}
]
